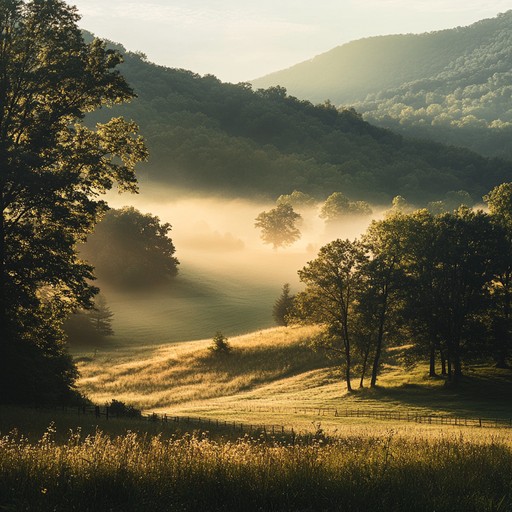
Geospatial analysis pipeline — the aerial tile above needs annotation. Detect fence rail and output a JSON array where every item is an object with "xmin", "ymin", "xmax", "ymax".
[{"xmin": 50, "ymin": 404, "xmax": 512, "ymax": 436}]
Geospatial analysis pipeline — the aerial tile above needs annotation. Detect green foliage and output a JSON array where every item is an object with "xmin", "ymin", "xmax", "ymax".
[
  {"xmin": 0, "ymin": 1, "xmax": 147, "ymax": 404},
  {"xmin": 81, "ymin": 206, "xmax": 179, "ymax": 288},
  {"xmin": 294, "ymin": 239, "xmax": 368, "ymax": 391},
  {"xmin": 293, "ymin": 189, "xmax": 512, "ymax": 389},
  {"xmin": 255, "ymin": 204, "xmax": 302, "ymax": 249},
  {"xmin": 209, "ymin": 332, "xmax": 231, "ymax": 354},
  {"xmin": 320, "ymin": 192, "xmax": 373, "ymax": 222},
  {"xmin": 276, "ymin": 190, "xmax": 316, "ymax": 209},
  {"xmin": 253, "ymin": 11, "xmax": 512, "ymax": 159},
  {"xmin": 85, "ymin": 39, "xmax": 512, "ymax": 203}
]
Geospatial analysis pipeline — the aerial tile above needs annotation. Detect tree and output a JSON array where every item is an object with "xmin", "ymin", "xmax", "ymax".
[
  {"xmin": 209, "ymin": 332, "xmax": 231, "ymax": 354},
  {"xmin": 273, "ymin": 283, "xmax": 295, "ymax": 326},
  {"xmin": 276, "ymin": 190, "xmax": 316, "ymax": 210},
  {"xmin": 319, "ymin": 192, "xmax": 372, "ymax": 223},
  {"xmin": 359, "ymin": 213, "xmax": 412, "ymax": 387},
  {"xmin": 64, "ymin": 294, "xmax": 114, "ymax": 344},
  {"xmin": 0, "ymin": 0, "xmax": 147, "ymax": 404},
  {"xmin": 254, "ymin": 203, "xmax": 301, "ymax": 249},
  {"xmin": 396, "ymin": 208, "xmax": 502, "ymax": 382},
  {"xmin": 484, "ymin": 183, "xmax": 512, "ymax": 367},
  {"xmin": 88, "ymin": 295, "xmax": 114, "ymax": 336},
  {"xmin": 80, "ymin": 207, "xmax": 179, "ymax": 288},
  {"xmin": 294, "ymin": 239, "xmax": 367, "ymax": 391}
]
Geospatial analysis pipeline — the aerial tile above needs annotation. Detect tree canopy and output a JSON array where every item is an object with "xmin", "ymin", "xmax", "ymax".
[
  {"xmin": 255, "ymin": 204, "xmax": 302, "ymax": 249},
  {"xmin": 80, "ymin": 206, "xmax": 179, "ymax": 288},
  {"xmin": 291, "ymin": 185, "xmax": 512, "ymax": 389},
  {"xmin": 0, "ymin": 0, "xmax": 147, "ymax": 404}
]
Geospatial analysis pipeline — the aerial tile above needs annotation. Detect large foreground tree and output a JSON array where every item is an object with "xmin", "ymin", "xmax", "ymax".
[{"xmin": 0, "ymin": 0, "xmax": 147, "ymax": 403}]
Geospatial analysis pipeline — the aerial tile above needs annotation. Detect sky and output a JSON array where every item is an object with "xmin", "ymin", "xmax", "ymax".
[{"xmin": 70, "ymin": 1, "xmax": 511, "ymax": 83}]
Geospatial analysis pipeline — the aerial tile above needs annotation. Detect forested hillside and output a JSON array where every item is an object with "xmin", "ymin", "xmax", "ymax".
[
  {"xmin": 252, "ymin": 11, "xmax": 512, "ymax": 159},
  {"xmin": 88, "ymin": 34, "xmax": 512, "ymax": 204}
]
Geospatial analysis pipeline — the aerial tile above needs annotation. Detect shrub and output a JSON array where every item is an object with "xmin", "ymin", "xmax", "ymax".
[{"xmin": 209, "ymin": 332, "xmax": 232, "ymax": 354}]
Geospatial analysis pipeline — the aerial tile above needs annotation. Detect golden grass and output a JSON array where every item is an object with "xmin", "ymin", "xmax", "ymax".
[
  {"xmin": 1, "ymin": 424, "xmax": 511, "ymax": 511},
  {"xmin": 75, "ymin": 325, "xmax": 512, "ymax": 436}
]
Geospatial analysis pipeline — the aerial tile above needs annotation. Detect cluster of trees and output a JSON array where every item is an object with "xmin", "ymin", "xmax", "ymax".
[
  {"xmin": 254, "ymin": 191, "xmax": 374, "ymax": 249},
  {"xmin": 253, "ymin": 11, "xmax": 512, "ymax": 160},
  {"xmin": 0, "ymin": 0, "xmax": 147, "ymax": 404},
  {"xmin": 80, "ymin": 206, "xmax": 179, "ymax": 288},
  {"xmin": 290, "ymin": 183, "xmax": 512, "ymax": 390},
  {"xmin": 254, "ymin": 189, "xmax": 476, "ymax": 250},
  {"xmin": 86, "ymin": 39, "xmax": 512, "ymax": 203}
]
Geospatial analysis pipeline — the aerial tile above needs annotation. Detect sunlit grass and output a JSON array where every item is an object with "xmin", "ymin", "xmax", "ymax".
[
  {"xmin": 0, "ymin": 424, "xmax": 511, "ymax": 511},
  {"xmin": 75, "ymin": 325, "xmax": 512, "ymax": 435}
]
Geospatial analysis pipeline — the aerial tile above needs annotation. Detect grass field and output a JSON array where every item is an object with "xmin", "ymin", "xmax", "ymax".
[
  {"xmin": 3, "ymin": 324, "xmax": 512, "ymax": 511},
  {"xmin": 74, "ymin": 325, "xmax": 512, "ymax": 435},
  {"xmin": 96, "ymin": 185, "xmax": 375, "ymax": 345},
  {"xmin": 1, "ymin": 409, "xmax": 511, "ymax": 512}
]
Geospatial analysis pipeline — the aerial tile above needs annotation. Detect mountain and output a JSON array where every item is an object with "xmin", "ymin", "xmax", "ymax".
[
  {"xmin": 251, "ymin": 11, "xmax": 512, "ymax": 159},
  {"xmin": 87, "ymin": 34, "xmax": 512, "ymax": 204}
]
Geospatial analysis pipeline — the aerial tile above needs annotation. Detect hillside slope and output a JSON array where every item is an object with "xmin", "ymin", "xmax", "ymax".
[
  {"xmin": 86, "ymin": 34, "xmax": 512, "ymax": 203},
  {"xmin": 251, "ymin": 11, "xmax": 512, "ymax": 159},
  {"xmin": 75, "ymin": 326, "xmax": 512, "ymax": 431}
]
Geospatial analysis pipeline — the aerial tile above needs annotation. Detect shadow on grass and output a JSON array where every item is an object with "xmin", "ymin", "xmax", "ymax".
[{"xmin": 351, "ymin": 366, "xmax": 512, "ymax": 419}]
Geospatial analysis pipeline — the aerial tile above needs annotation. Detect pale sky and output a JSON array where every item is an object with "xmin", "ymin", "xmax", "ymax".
[{"xmin": 70, "ymin": 1, "xmax": 511, "ymax": 83}]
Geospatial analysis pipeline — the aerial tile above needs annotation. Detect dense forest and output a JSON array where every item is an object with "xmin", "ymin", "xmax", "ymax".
[
  {"xmin": 252, "ymin": 11, "xmax": 512, "ymax": 159},
  {"xmin": 88, "ymin": 33, "xmax": 512, "ymax": 204}
]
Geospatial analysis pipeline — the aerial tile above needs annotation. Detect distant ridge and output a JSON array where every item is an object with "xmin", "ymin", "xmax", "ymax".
[
  {"xmin": 251, "ymin": 11, "xmax": 512, "ymax": 159},
  {"xmin": 86, "ymin": 27, "xmax": 512, "ymax": 203}
]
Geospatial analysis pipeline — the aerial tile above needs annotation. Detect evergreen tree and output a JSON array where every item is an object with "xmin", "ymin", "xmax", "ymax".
[
  {"xmin": 88, "ymin": 295, "xmax": 114, "ymax": 337},
  {"xmin": 273, "ymin": 283, "xmax": 295, "ymax": 326}
]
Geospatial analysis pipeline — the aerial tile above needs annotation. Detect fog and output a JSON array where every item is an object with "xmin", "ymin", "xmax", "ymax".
[{"xmin": 101, "ymin": 183, "xmax": 379, "ymax": 344}]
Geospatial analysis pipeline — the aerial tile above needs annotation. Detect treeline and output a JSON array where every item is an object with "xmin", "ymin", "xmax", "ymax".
[
  {"xmin": 290, "ymin": 183, "xmax": 512, "ymax": 390},
  {"xmin": 356, "ymin": 12, "xmax": 512, "ymax": 159},
  {"xmin": 252, "ymin": 11, "xmax": 512, "ymax": 160},
  {"xmin": 86, "ymin": 35, "xmax": 512, "ymax": 203}
]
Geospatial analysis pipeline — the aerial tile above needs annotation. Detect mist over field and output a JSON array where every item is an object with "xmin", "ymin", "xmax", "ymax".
[{"xmin": 101, "ymin": 183, "xmax": 377, "ymax": 344}]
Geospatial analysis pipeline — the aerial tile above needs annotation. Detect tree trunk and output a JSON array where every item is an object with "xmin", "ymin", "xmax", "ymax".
[
  {"xmin": 440, "ymin": 350, "xmax": 447, "ymax": 375},
  {"xmin": 345, "ymin": 345, "xmax": 352, "ymax": 392},
  {"xmin": 370, "ymin": 280, "xmax": 390, "ymax": 388},
  {"xmin": 429, "ymin": 344, "xmax": 437, "ymax": 377},
  {"xmin": 452, "ymin": 350, "xmax": 462, "ymax": 384},
  {"xmin": 359, "ymin": 341, "xmax": 372, "ymax": 388},
  {"xmin": 0, "ymin": 187, "xmax": 7, "ymax": 344}
]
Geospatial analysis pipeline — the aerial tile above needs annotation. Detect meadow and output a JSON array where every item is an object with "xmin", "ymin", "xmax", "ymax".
[
  {"xmin": 1, "ymin": 412, "xmax": 511, "ymax": 511},
  {"xmin": 2, "ymin": 324, "xmax": 512, "ymax": 511}
]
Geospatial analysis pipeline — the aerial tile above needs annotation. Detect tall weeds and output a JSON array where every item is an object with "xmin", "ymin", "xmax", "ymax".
[{"xmin": 0, "ymin": 426, "xmax": 510, "ymax": 511}]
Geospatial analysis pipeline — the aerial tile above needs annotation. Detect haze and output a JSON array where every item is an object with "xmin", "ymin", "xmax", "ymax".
[
  {"xmin": 70, "ymin": 0, "xmax": 510, "ymax": 83},
  {"xmin": 102, "ymin": 184, "xmax": 377, "ymax": 343}
]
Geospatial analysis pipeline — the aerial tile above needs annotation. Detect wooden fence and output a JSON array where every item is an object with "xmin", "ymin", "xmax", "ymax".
[{"xmin": 55, "ymin": 404, "xmax": 512, "ymax": 435}]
